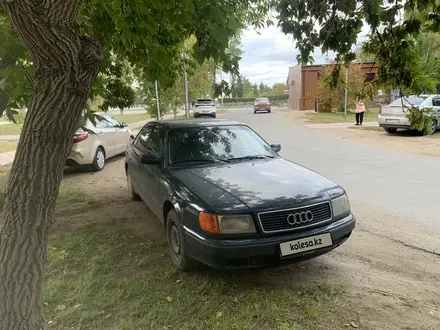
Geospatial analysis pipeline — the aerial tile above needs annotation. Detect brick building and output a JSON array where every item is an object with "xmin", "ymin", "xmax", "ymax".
[{"xmin": 287, "ymin": 62, "xmax": 378, "ymax": 111}]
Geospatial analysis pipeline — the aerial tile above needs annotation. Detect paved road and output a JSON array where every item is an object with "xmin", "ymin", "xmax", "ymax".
[{"xmin": 222, "ymin": 107, "xmax": 440, "ymax": 237}]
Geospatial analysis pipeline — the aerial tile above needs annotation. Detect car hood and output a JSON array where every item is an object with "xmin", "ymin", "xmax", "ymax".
[{"xmin": 170, "ymin": 158, "xmax": 342, "ymax": 212}]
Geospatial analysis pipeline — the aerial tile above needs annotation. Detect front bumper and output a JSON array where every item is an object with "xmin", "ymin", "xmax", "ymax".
[{"xmin": 183, "ymin": 214, "xmax": 355, "ymax": 269}]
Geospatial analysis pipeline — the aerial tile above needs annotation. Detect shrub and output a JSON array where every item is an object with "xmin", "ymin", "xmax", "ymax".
[{"xmin": 406, "ymin": 107, "xmax": 437, "ymax": 135}]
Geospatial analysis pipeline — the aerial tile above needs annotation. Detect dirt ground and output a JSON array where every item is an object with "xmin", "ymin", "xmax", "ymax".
[
  {"xmin": 59, "ymin": 158, "xmax": 440, "ymax": 330},
  {"xmin": 281, "ymin": 109, "xmax": 440, "ymax": 159}
]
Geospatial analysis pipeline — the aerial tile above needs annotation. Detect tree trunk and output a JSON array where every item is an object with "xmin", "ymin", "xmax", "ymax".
[
  {"xmin": 173, "ymin": 104, "xmax": 177, "ymax": 119},
  {"xmin": 0, "ymin": 1, "xmax": 102, "ymax": 329},
  {"xmin": 0, "ymin": 54, "xmax": 18, "ymax": 118}
]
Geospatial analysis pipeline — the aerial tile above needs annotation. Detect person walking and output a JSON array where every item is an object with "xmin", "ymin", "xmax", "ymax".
[{"xmin": 355, "ymin": 97, "xmax": 366, "ymax": 126}]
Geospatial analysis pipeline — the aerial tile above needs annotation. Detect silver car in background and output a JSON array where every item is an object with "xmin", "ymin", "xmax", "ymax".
[
  {"xmin": 378, "ymin": 95, "xmax": 427, "ymax": 133},
  {"xmin": 66, "ymin": 113, "xmax": 132, "ymax": 171}
]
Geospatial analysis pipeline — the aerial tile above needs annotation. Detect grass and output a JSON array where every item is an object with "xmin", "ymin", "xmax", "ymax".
[
  {"xmin": 0, "ymin": 140, "xmax": 18, "ymax": 153},
  {"xmin": 0, "ymin": 167, "xmax": 352, "ymax": 329},
  {"xmin": 112, "ymin": 113, "xmax": 150, "ymax": 124},
  {"xmin": 44, "ymin": 225, "xmax": 346, "ymax": 330},
  {"xmin": 0, "ymin": 123, "xmax": 23, "ymax": 135},
  {"xmin": 174, "ymin": 113, "xmax": 194, "ymax": 119},
  {"xmin": 349, "ymin": 126, "xmax": 384, "ymax": 132},
  {"xmin": 306, "ymin": 108, "xmax": 379, "ymax": 124}
]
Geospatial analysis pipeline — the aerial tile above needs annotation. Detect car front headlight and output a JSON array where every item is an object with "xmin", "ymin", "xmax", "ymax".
[
  {"xmin": 218, "ymin": 214, "xmax": 256, "ymax": 234},
  {"xmin": 199, "ymin": 213, "xmax": 256, "ymax": 234},
  {"xmin": 331, "ymin": 194, "xmax": 351, "ymax": 218}
]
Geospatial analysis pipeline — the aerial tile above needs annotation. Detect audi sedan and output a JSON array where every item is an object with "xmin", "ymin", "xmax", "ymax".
[{"xmin": 125, "ymin": 119, "xmax": 355, "ymax": 270}]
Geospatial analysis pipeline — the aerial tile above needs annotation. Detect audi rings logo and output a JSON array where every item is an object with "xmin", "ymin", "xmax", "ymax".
[{"xmin": 287, "ymin": 211, "xmax": 314, "ymax": 225}]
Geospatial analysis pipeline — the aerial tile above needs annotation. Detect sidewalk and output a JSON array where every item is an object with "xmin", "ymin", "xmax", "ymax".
[
  {"xmin": 0, "ymin": 110, "xmax": 187, "ymax": 166},
  {"xmin": 305, "ymin": 121, "xmax": 378, "ymax": 129}
]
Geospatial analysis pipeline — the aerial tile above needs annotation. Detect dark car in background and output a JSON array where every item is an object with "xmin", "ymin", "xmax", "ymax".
[
  {"xmin": 125, "ymin": 119, "xmax": 355, "ymax": 270},
  {"xmin": 254, "ymin": 97, "xmax": 271, "ymax": 113},
  {"xmin": 193, "ymin": 98, "xmax": 216, "ymax": 118}
]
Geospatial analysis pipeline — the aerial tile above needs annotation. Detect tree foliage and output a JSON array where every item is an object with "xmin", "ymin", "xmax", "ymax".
[
  {"xmin": 274, "ymin": 0, "xmax": 440, "ymax": 93},
  {"xmin": 0, "ymin": 0, "xmax": 272, "ymax": 328},
  {"xmin": 316, "ymin": 63, "xmax": 375, "ymax": 112}
]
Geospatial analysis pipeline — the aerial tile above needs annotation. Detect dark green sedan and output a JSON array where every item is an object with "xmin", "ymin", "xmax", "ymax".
[{"xmin": 125, "ymin": 119, "xmax": 355, "ymax": 270}]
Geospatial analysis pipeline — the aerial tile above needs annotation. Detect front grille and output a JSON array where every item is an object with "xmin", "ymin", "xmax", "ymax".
[{"xmin": 258, "ymin": 201, "xmax": 332, "ymax": 234}]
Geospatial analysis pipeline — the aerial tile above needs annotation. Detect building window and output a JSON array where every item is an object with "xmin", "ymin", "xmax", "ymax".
[
  {"xmin": 365, "ymin": 73, "xmax": 375, "ymax": 82},
  {"xmin": 317, "ymin": 72, "xmax": 322, "ymax": 80}
]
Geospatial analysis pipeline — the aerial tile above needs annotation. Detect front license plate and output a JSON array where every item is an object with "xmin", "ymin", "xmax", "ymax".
[
  {"xmin": 279, "ymin": 233, "xmax": 333, "ymax": 257},
  {"xmin": 386, "ymin": 119, "xmax": 399, "ymax": 124}
]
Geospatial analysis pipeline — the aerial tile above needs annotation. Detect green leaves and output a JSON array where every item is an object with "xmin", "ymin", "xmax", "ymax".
[
  {"xmin": 276, "ymin": 0, "xmax": 440, "ymax": 93},
  {"xmin": 406, "ymin": 106, "xmax": 437, "ymax": 135}
]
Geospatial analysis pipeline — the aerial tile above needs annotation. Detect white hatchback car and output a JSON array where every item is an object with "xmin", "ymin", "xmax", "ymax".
[{"xmin": 66, "ymin": 113, "xmax": 133, "ymax": 171}]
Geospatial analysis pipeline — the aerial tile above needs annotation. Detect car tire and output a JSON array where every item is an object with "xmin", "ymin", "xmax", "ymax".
[
  {"xmin": 127, "ymin": 168, "xmax": 141, "ymax": 201},
  {"xmin": 268, "ymin": 109, "xmax": 271, "ymax": 113},
  {"xmin": 166, "ymin": 209, "xmax": 197, "ymax": 271},
  {"xmin": 254, "ymin": 110, "xmax": 257, "ymax": 114},
  {"xmin": 91, "ymin": 147, "xmax": 105, "ymax": 171},
  {"xmin": 212, "ymin": 114, "xmax": 216, "ymax": 118},
  {"xmin": 384, "ymin": 128, "xmax": 397, "ymax": 133},
  {"xmin": 429, "ymin": 119, "xmax": 437, "ymax": 135}
]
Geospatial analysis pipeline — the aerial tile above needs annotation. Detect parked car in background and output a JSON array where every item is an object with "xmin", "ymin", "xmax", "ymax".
[
  {"xmin": 378, "ymin": 95, "xmax": 429, "ymax": 133},
  {"xmin": 125, "ymin": 119, "xmax": 355, "ymax": 271},
  {"xmin": 193, "ymin": 98, "xmax": 216, "ymax": 118},
  {"xmin": 254, "ymin": 97, "xmax": 271, "ymax": 113},
  {"xmin": 66, "ymin": 113, "xmax": 132, "ymax": 171}
]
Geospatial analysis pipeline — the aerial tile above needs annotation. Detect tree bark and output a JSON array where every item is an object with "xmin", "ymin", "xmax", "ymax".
[{"xmin": 0, "ymin": 1, "xmax": 102, "ymax": 329}]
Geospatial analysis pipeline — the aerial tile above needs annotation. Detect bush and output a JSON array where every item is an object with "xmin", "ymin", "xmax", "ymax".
[
  {"xmin": 406, "ymin": 107, "xmax": 437, "ymax": 135},
  {"xmin": 222, "ymin": 94, "xmax": 288, "ymax": 105}
]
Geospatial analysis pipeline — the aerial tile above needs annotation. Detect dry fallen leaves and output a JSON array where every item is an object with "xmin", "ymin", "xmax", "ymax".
[
  {"xmin": 216, "ymin": 311, "xmax": 223, "ymax": 318},
  {"xmin": 166, "ymin": 296, "xmax": 173, "ymax": 302},
  {"xmin": 351, "ymin": 320, "xmax": 359, "ymax": 328}
]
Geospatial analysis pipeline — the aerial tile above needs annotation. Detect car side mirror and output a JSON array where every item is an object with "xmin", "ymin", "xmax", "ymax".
[
  {"xmin": 141, "ymin": 154, "xmax": 161, "ymax": 165},
  {"xmin": 121, "ymin": 122, "xmax": 128, "ymax": 127},
  {"xmin": 271, "ymin": 144, "xmax": 281, "ymax": 152}
]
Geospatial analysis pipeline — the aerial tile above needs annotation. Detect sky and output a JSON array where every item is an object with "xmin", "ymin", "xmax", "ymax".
[{"xmin": 239, "ymin": 22, "xmax": 370, "ymax": 86}]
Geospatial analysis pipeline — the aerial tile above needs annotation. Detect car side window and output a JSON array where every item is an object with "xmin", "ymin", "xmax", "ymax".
[
  {"xmin": 146, "ymin": 126, "xmax": 163, "ymax": 158},
  {"xmin": 95, "ymin": 119, "xmax": 108, "ymax": 128},
  {"xmin": 432, "ymin": 98, "xmax": 440, "ymax": 106},
  {"xmin": 133, "ymin": 125, "xmax": 153, "ymax": 153},
  {"xmin": 102, "ymin": 114, "xmax": 121, "ymax": 127}
]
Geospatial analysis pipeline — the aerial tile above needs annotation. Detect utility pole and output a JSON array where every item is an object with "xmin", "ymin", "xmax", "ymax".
[
  {"xmin": 344, "ymin": 67, "xmax": 348, "ymax": 120},
  {"xmin": 184, "ymin": 41, "xmax": 190, "ymax": 119},
  {"xmin": 220, "ymin": 71, "xmax": 224, "ymax": 111},
  {"xmin": 155, "ymin": 80, "xmax": 160, "ymax": 120}
]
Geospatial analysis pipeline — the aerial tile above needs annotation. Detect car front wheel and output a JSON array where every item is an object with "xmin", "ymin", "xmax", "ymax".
[
  {"xmin": 127, "ymin": 168, "xmax": 141, "ymax": 201},
  {"xmin": 91, "ymin": 147, "xmax": 105, "ymax": 171},
  {"xmin": 166, "ymin": 209, "xmax": 196, "ymax": 271}
]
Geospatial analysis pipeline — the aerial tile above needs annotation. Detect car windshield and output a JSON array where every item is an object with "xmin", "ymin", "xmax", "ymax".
[
  {"xmin": 196, "ymin": 99, "xmax": 213, "ymax": 104},
  {"xmin": 168, "ymin": 125, "xmax": 276, "ymax": 165},
  {"xmin": 256, "ymin": 98, "xmax": 269, "ymax": 102}
]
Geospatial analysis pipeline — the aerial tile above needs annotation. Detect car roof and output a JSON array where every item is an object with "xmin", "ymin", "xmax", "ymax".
[{"xmin": 150, "ymin": 118, "xmax": 243, "ymax": 129}]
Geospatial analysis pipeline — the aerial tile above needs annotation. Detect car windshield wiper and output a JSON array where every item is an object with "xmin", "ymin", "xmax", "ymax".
[
  {"xmin": 228, "ymin": 155, "xmax": 275, "ymax": 161},
  {"xmin": 171, "ymin": 158, "xmax": 231, "ymax": 165}
]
